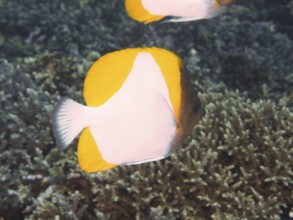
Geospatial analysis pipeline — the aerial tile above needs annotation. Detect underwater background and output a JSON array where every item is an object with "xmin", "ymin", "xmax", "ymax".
[{"xmin": 0, "ymin": 0, "xmax": 292, "ymax": 219}]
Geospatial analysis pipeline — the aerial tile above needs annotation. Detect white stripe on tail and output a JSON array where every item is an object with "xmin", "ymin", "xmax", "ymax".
[{"xmin": 52, "ymin": 97, "xmax": 88, "ymax": 150}]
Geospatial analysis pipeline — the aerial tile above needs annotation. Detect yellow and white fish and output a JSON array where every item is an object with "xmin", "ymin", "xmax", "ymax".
[
  {"xmin": 52, "ymin": 47, "xmax": 204, "ymax": 173},
  {"xmin": 125, "ymin": 0, "xmax": 234, "ymax": 23}
]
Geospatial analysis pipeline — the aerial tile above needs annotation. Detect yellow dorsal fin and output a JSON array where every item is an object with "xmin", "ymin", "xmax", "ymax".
[
  {"xmin": 78, "ymin": 128, "xmax": 116, "ymax": 172},
  {"xmin": 125, "ymin": 0, "xmax": 164, "ymax": 24}
]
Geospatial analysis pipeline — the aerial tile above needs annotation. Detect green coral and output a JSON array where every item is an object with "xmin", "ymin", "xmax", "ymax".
[{"xmin": 1, "ymin": 62, "xmax": 292, "ymax": 218}]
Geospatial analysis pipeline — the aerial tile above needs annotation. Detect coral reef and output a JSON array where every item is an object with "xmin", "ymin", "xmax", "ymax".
[
  {"xmin": 1, "ymin": 71, "xmax": 292, "ymax": 219},
  {"xmin": 0, "ymin": 0, "xmax": 292, "ymax": 219}
]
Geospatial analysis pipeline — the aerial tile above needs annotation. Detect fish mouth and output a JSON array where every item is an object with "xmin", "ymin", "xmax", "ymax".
[
  {"xmin": 183, "ymin": 106, "xmax": 206, "ymax": 137},
  {"xmin": 193, "ymin": 107, "xmax": 205, "ymax": 125},
  {"xmin": 199, "ymin": 107, "xmax": 206, "ymax": 119}
]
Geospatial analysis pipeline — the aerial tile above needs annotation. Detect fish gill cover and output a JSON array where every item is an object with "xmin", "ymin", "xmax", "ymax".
[{"xmin": 0, "ymin": 0, "xmax": 292, "ymax": 219}]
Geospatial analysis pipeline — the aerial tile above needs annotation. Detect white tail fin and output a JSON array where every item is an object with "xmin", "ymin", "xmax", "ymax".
[{"xmin": 52, "ymin": 97, "xmax": 87, "ymax": 150}]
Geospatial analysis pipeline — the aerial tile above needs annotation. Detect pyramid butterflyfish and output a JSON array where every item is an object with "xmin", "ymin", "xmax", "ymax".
[
  {"xmin": 125, "ymin": 0, "xmax": 234, "ymax": 23},
  {"xmin": 52, "ymin": 47, "xmax": 205, "ymax": 173}
]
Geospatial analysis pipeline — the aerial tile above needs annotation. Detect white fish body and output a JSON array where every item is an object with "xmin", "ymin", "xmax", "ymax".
[
  {"xmin": 125, "ymin": 0, "xmax": 233, "ymax": 23},
  {"xmin": 53, "ymin": 48, "xmax": 204, "ymax": 172}
]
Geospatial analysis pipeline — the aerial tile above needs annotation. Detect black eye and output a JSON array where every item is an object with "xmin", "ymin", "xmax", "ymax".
[{"xmin": 192, "ymin": 95, "xmax": 201, "ymax": 112}]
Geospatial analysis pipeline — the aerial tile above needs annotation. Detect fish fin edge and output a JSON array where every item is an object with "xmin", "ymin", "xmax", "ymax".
[
  {"xmin": 78, "ymin": 128, "xmax": 117, "ymax": 173},
  {"xmin": 52, "ymin": 97, "xmax": 86, "ymax": 150}
]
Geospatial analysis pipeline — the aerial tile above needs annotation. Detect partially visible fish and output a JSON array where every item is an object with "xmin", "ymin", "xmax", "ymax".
[
  {"xmin": 125, "ymin": 0, "xmax": 234, "ymax": 23},
  {"xmin": 52, "ymin": 47, "xmax": 205, "ymax": 173}
]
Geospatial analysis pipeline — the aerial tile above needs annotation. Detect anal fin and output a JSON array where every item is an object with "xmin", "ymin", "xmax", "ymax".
[{"xmin": 78, "ymin": 128, "xmax": 116, "ymax": 173}]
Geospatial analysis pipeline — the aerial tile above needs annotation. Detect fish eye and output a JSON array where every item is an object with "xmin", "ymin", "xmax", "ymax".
[{"xmin": 192, "ymin": 96, "xmax": 201, "ymax": 112}]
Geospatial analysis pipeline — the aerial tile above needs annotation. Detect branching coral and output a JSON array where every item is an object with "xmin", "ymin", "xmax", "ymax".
[{"xmin": 2, "ymin": 74, "xmax": 292, "ymax": 219}]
